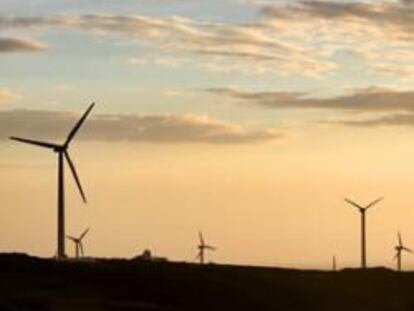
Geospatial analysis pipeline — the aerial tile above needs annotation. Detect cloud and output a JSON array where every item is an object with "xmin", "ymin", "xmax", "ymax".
[
  {"xmin": 333, "ymin": 113, "xmax": 414, "ymax": 128},
  {"xmin": 0, "ymin": 109, "xmax": 282, "ymax": 144},
  {"xmin": 259, "ymin": 0, "xmax": 414, "ymax": 77},
  {"xmin": 204, "ymin": 86, "xmax": 414, "ymax": 113},
  {"xmin": 128, "ymin": 55, "xmax": 186, "ymax": 67},
  {"xmin": 0, "ymin": 37, "xmax": 45, "ymax": 53},
  {"xmin": 206, "ymin": 85, "xmax": 414, "ymax": 129},
  {"xmin": 261, "ymin": 1, "xmax": 413, "ymax": 29},
  {"xmin": 0, "ymin": 14, "xmax": 334, "ymax": 76},
  {"xmin": 0, "ymin": 88, "xmax": 21, "ymax": 103},
  {"xmin": 206, "ymin": 84, "xmax": 414, "ymax": 128},
  {"xmin": 3, "ymin": 2, "xmax": 414, "ymax": 77}
]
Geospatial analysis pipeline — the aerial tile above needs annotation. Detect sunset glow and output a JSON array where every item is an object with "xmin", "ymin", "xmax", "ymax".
[{"xmin": 2, "ymin": 0, "xmax": 414, "ymax": 269}]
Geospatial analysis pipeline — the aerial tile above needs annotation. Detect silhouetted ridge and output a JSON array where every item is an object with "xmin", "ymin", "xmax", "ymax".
[{"xmin": 0, "ymin": 253, "xmax": 413, "ymax": 310}]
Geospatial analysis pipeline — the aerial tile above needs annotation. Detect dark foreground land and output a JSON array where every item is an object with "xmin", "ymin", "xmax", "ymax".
[{"xmin": 1, "ymin": 254, "xmax": 414, "ymax": 311}]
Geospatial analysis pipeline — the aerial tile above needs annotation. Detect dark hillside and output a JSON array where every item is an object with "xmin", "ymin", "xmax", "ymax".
[{"xmin": 0, "ymin": 253, "xmax": 412, "ymax": 311}]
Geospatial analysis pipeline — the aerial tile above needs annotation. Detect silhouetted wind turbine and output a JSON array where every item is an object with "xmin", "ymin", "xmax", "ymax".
[
  {"xmin": 10, "ymin": 103, "xmax": 95, "ymax": 260},
  {"xmin": 332, "ymin": 255, "xmax": 337, "ymax": 272},
  {"xmin": 394, "ymin": 231, "xmax": 412, "ymax": 272},
  {"xmin": 344, "ymin": 197, "xmax": 383, "ymax": 269},
  {"xmin": 197, "ymin": 231, "xmax": 216, "ymax": 264},
  {"xmin": 67, "ymin": 227, "xmax": 90, "ymax": 259}
]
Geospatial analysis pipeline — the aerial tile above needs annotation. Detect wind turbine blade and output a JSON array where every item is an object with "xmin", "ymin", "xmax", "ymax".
[
  {"xmin": 398, "ymin": 231, "xmax": 403, "ymax": 247},
  {"xmin": 403, "ymin": 247, "xmax": 413, "ymax": 253},
  {"xmin": 205, "ymin": 245, "xmax": 216, "ymax": 251},
  {"xmin": 79, "ymin": 227, "xmax": 90, "ymax": 240},
  {"xmin": 199, "ymin": 231, "xmax": 205, "ymax": 246},
  {"xmin": 10, "ymin": 136, "xmax": 59, "ymax": 150},
  {"xmin": 365, "ymin": 197, "xmax": 383, "ymax": 210},
  {"xmin": 344, "ymin": 198, "xmax": 363, "ymax": 210},
  {"xmin": 64, "ymin": 103, "xmax": 95, "ymax": 146},
  {"xmin": 64, "ymin": 151, "xmax": 87, "ymax": 203},
  {"xmin": 66, "ymin": 235, "xmax": 77, "ymax": 242}
]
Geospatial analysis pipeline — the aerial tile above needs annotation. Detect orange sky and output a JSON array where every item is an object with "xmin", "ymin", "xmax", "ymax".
[
  {"xmin": 2, "ymin": 126, "xmax": 414, "ymax": 270},
  {"xmin": 3, "ymin": 0, "xmax": 414, "ymax": 270}
]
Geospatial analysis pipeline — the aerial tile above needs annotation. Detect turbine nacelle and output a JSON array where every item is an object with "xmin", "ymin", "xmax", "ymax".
[
  {"xmin": 344, "ymin": 197, "xmax": 383, "ymax": 213},
  {"xmin": 54, "ymin": 145, "xmax": 67, "ymax": 153}
]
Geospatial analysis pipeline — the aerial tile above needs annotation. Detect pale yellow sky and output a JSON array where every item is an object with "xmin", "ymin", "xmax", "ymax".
[
  {"xmin": 2, "ymin": 126, "xmax": 414, "ymax": 269},
  {"xmin": 3, "ymin": 0, "xmax": 414, "ymax": 270}
]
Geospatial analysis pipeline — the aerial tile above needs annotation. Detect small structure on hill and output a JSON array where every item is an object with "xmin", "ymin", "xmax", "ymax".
[{"xmin": 133, "ymin": 249, "xmax": 168, "ymax": 262}]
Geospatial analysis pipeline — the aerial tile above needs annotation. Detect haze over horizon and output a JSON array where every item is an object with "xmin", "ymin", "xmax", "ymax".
[{"xmin": 2, "ymin": 0, "xmax": 414, "ymax": 269}]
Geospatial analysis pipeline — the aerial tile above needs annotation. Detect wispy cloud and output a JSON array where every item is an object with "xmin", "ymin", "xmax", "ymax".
[
  {"xmin": 333, "ymin": 113, "xmax": 414, "ymax": 128},
  {"xmin": 0, "ymin": 14, "xmax": 334, "ymax": 76},
  {"xmin": 0, "ymin": 109, "xmax": 282, "ymax": 144},
  {"xmin": 0, "ymin": 37, "xmax": 45, "ymax": 53},
  {"xmin": 128, "ymin": 55, "xmax": 186, "ymax": 67},
  {"xmin": 204, "ymin": 86, "xmax": 414, "ymax": 113},
  {"xmin": 205, "ymin": 85, "xmax": 414, "ymax": 128},
  {"xmin": 3, "ymin": 2, "xmax": 414, "ymax": 77},
  {"xmin": 0, "ymin": 88, "xmax": 21, "ymax": 103},
  {"xmin": 261, "ymin": 0, "xmax": 414, "ymax": 35},
  {"xmin": 260, "ymin": 0, "xmax": 414, "ymax": 77}
]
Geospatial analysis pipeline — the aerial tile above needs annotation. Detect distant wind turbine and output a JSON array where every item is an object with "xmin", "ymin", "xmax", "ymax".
[
  {"xmin": 197, "ymin": 231, "xmax": 216, "ymax": 264},
  {"xmin": 10, "ymin": 103, "xmax": 95, "ymax": 260},
  {"xmin": 67, "ymin": 227, "xmax": 90, "ymax": 259},
  {"xmin": 344, "ymin": 197, "xmax": 383, "ymax": 269},
  {"xmin": 394, "ymin": 231, "xmax": 412, "ymax": 272},
  {"xmin": 332, "ymin": 255, "xmax": 337, "ymax": 272}
]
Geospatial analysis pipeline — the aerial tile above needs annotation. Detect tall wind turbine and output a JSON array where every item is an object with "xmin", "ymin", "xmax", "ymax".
[
  {"xmin": 10, "ymin": 103, "xmax": 95, "ymax": 260},
  {"xmin": 332, "ymin": 255, "xmax": 337, "ymax": 272},
  {"xmin": 394, "ymin": 231, "xmax": 412, "ymax": 271},
  {"xmin": 344, "ymin": 197, "xmax": 383, "ymax": 269},
  {"xmin": 197, "ymin": 231, "xmax": 216, "ymax": 264},
  {"xmin": 67, "ymin": 227, "xmax": 90, "ymax": 259}
]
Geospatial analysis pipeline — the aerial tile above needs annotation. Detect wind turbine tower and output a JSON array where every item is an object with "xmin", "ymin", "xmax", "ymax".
[
  {"xmin": 344, "ymin": 197, "xmax": 383, "ymax": 269},
  {"xmin": 67, "ymin": 227, "xmax": 90, "ymax": 259},
  {"xmin": 197, "ymin": 231, "xmax": 216, "ymax": 264},
  {"xmin": 11, "ymin": 103, "xmax": 95, "ymax": 260},
  {"xmin": 394, "ymin": 231, "xmax": 412, "ymax": 272}
]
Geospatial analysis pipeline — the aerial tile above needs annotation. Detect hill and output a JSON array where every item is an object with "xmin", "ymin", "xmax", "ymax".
[{"xmin": 0, "ymin": 253, "xmax": 413, "ymax": 311}]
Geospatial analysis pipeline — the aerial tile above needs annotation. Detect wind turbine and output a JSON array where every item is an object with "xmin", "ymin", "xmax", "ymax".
[
  {"xmin": 67, "ymin": 227, "xmax": 90, "ymax": 259},
  {"xmin": 197, "ymin": 231, "xmax": 216, "ymax": 264},
  {"xmin": 332, "ymin": 255, "xmax": 337, "ymax": 272},
  {"xmin": 394, "ymin": 231, "xmax": 412, "ymax": 271},
  {"xmin": 10, "ymin": 103, "xmax": 95, "ymax": 260},
  {"xmin": 344, "ymin": 197, "xmax": 383, "ymax": 269}
]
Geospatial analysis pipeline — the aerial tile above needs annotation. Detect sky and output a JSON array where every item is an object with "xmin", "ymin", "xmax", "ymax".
[{"xmin": 2, "ymin": 0, "xmax": 414, "ymax": 269}]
